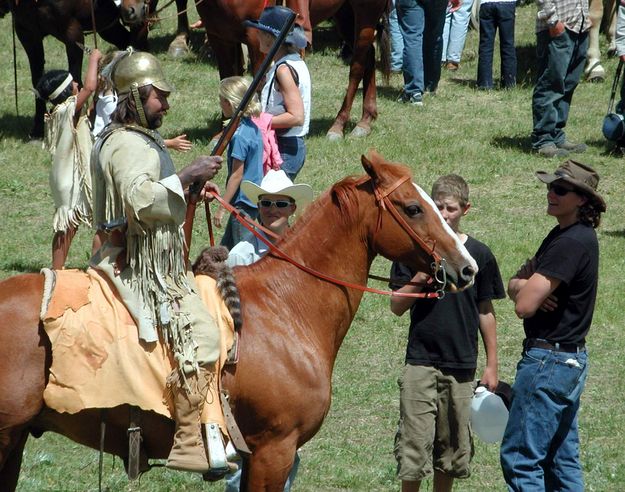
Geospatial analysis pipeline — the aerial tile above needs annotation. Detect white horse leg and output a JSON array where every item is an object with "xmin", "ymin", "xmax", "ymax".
[{"xmin": 586, "ymin": 0, "xmax": 605, "ymax": 81}]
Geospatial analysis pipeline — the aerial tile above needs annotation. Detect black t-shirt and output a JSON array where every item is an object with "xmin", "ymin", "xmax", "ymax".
[
  {"xmin": 390, "ymin": 236, "xmax": 506, "ymax": 370},
  {"xmin": 523, "ymin": 222, "xmax": 599, "ymax": 345}
]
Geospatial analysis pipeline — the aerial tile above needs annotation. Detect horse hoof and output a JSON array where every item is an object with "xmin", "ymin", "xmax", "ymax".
[
  {"xmin": 326, "ymin": 131, "xmax": 343, "ymax": 141},
  {"xmin": 350, "ymin": 125, "xmax": 371, "ymax": 138},
  {"xmin": 167, "ymin": 36, "xmax": 189, "ymax": 59}
]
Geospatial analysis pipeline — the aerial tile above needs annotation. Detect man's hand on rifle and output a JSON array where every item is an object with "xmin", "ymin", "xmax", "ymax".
[{"xmin": 178, "ymin": 155, "xmax": 223, "ymax": 189}]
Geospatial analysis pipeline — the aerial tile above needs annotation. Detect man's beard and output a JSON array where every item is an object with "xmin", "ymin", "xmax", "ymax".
[{"xmin": 145, "ymin": 111, "xmax": 163, "ymax": 129}]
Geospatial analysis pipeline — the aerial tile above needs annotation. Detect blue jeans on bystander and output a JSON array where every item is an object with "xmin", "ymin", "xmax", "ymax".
[
  {"xmin": 277, "ymin": 136, "xmax": 306, "ymax": 181},
  {"xmin": 441, "ymin": 0, "xmax": 474, "ymax": 64},
  {"xmin": 500, "ymin": 347, "xmax": 588, "ymax": 491},
  {"xmin": 531, "ymin": 28, "xmax": 588, "ymax": 149},
  {"xmin": 390, "ymin": 0, "xmax": 404, "ymax": 71},
  {"xmin": 397, "ymin": 0, "xmax": 448, "ymax": 97},
  {"xmin": 477, "ymin": 1, "xmax": 517, "ymax": 89}
]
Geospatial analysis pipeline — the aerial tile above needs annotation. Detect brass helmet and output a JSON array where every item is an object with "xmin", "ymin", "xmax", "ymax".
[{"xmin": 112, "ymin": 49, "xmax": 173, "ymax": 94}]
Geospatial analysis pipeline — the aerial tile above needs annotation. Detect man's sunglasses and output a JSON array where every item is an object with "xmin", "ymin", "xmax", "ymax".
[
  {"xmin": 547, "ymin": 183, "xmax": 576, "ymax": 196},
  {"xmin": 259, "ymin": 199, "xmax": 293, "ymax": 209}
]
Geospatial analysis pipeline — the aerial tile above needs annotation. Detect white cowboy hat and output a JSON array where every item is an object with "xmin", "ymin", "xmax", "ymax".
[{"xmin": 241, "ymin": 170, "xmax": 313, "ymax": 217}]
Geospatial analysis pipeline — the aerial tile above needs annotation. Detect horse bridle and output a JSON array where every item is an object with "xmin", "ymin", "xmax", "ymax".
[
  {"xmin": 204, "ymin": 175, "xmax": 447, "ymax": 299},
  {"xmin": 365, "ymin": 175, "xmax": 447, "ymax": 292}
]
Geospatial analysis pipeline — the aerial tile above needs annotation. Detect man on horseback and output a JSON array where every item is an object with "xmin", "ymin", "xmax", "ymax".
[{"xmin": 90, "ymin": 49, "xmax": 236, "ymax": 476}]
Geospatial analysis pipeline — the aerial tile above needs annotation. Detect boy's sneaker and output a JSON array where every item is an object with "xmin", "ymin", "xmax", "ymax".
[
  {"xmin": 397, "ymin": 92, "xmax": 424, "ymax": 106},
  {"xmin": 556, "ymin": 140, "xmax": 587, "ymax": 153},
  {"xmin": 536, "ymin": 143, "xmax": 569, "ymax": 158}
]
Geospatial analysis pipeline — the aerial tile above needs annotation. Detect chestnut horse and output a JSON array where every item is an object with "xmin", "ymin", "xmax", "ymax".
[
  {"xmin": 0, "ymin": 151, "xmax": 477, "ymax": 491},
  {"xmin": 0, "ymin": 0, "xmax": 137, "ymax": 139},
  {"xmin": 119, "ymin": 0, "xmax": 391, "ymax": 139}
]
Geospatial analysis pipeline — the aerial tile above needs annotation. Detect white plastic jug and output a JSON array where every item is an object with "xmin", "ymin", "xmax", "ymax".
[{"xmin": 470, "ymin": 386, "xmax": 509, "ymax": 443}]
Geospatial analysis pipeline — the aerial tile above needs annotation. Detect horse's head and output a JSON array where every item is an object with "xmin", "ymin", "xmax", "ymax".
[
  {"xmin": 360, "ymin": 150, "xmax": 477, "ymax": 291},
  {"xmin": 119, "ymin": 0, "xmax": 149, "ymax": 26}
]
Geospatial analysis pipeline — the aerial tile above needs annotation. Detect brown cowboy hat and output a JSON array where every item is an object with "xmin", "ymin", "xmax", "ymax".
[{"xmin": 536, "ymin": 160, "xmax": 606, "ymax": 212}]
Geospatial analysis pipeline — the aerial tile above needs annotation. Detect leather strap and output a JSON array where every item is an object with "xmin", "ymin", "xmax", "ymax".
[
  {"xmin": 221, "ymin": 391, "xmax": 251, "ymax": 454},
  {"xmin": 127, "ymin": 406, "xmax": 143, "ymax": 480}
]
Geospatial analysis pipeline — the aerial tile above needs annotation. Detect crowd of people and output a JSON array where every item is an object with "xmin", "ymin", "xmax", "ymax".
[{"xmin": 31, "ymin": 0, "xmax": 613, "ymax": 489}]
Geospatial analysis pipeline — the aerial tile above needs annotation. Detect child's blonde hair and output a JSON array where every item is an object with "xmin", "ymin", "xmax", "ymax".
[
  {"xmin": 219, "ymin": 76, "xmax": 261, "ymax": 118},
  {"xmin": 431, "ymin": 174, "xmax": 470, "ymax": 207}
]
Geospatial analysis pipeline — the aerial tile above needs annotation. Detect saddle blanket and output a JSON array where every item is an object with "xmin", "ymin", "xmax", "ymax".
[{"xmin": 41, "ymin": 268, "xmax": 234, "ymax": 423}]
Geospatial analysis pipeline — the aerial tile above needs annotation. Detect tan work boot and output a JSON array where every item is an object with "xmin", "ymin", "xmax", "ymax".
[{"xmin": 166, "ymin": 371, "xmax": 209, "ymax": 473}]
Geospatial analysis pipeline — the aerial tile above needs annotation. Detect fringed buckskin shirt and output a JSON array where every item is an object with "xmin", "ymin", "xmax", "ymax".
[
  {"xmin": 43, "ymin": 95, "xmax": 93, "ymax": 232},
  {"xmin": 90, "ymin": 125, "xmax": 220, "ymax": 374}
]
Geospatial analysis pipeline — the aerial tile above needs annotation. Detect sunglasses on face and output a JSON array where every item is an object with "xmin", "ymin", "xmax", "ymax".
[
  {"xmin": 547, "ymin": 183, "xmax": 575, "ymax": 196},
  {"xmin": 258, "ymin": 199, "xmax": 293, "ymax": 209}
]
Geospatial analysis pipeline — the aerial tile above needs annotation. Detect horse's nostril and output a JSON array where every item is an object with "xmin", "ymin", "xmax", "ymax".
[{"xmin": 462, "ymin": 265, "xmax": 475, "ymax": 279}]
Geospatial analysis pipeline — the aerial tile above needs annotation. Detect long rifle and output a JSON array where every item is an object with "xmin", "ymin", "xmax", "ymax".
[{"xmin": 183, "ymin": 11, "xmax": 298, "ymax": 262}]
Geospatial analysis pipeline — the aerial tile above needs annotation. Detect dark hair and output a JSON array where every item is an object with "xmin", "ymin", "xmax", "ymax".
[
  {"xmin": 110, "ymin": 85, "xmax": 152, "ymax": 125},
  {"xmin": 36, "ymin": 70, "xmax": 74, "ymax": 106},
  {"xmin": 578, "ymin": 199, "xmax": 602, "ymax": 229}
]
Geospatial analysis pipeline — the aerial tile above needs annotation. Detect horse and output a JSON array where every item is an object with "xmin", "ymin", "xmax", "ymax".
[
  {"xmin": 119, "ymin": 0, "xmax": 392, "ymax": 139},
  {"xmin": 0, "ymin": 0, "xmax": 139, "ymax": 139},
  {"xmin": 586, "ymin": 0, "xmax": 618, "ymax": 82},
  {"xmin": 0, "ymin": 150, "xmax": 478, "ymax": 491},
  {"xmin": 118, "ymin": 0, "xmax": 194, "ymax": 58}
]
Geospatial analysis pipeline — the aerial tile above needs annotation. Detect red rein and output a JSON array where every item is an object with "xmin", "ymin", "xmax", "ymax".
[{"xmin": 202, "ymin": 183, "xmax": 445, "ymax": 300}]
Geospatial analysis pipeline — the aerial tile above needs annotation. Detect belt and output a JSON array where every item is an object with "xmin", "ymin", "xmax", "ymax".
[{"xmin": 524, "ymin": 338, "xmax": 585, "ymax": 353}]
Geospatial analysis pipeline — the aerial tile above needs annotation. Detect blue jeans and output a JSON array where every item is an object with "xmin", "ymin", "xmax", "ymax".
[
  {"xmin": 390, "ymin": 0, "xmax": 404, "ymax": 70},
  {"xmin": 220, "ymin": 203, "xmax": 258, "ymax": 250},
  {"xmin": 224, "ymin": 452, "xmax": 301, "ymax": 492},
  {"xmin": 531, "ymin": 29, "xmax": 589, "ymax": 149},
  {"xmin": 500, "ymin": 347, "xmax": 588, "ymax": 491},
  {"xmin": 277, "ymin": 136, "xmax": 306, "ymax": 181},
  {"xmin": 441, "ymin": 0, "xmax": 474, "ymax": 64},
  {"xmin": 477, "ymin": 1, "xmax": 517, "ymax": 89},
  {"xmin": 397, "ymin": 0, "xmax": 448, "ymax": 96}
]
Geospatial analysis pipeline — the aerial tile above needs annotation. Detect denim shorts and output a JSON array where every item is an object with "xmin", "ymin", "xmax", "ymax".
[
  {"xmin": 277, "ymin": 136, "xmax": 306, "ymax": 181},
  {"xmin": 394, "ymin": 364, "xmax": 475, "ymax": 481}
]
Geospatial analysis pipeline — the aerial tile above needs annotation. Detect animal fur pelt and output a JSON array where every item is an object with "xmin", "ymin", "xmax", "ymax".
[{"xmin": 193, "ymin": 246, "xmax": 242, "ymax": 331}]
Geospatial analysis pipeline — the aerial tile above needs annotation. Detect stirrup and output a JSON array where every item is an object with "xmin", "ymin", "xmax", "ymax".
[{"xmin": 204, "ymin": 423, "xmax": 230, "ymax": 473}]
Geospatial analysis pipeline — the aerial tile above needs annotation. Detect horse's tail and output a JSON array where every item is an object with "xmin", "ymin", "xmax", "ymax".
[{"xmin": 376, "ymin": 1, "xmax": 392, "ymax": 86}]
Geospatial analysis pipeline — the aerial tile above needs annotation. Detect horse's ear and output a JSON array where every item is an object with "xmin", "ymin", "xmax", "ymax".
[{"xmin": 361, "ymin": 148, "xmax": 385, "ymax": 182}]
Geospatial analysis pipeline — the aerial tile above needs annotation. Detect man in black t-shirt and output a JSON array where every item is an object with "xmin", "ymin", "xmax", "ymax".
[
  {"xmin": 500, "ymin": 160, "xmax": 606, "ymax": 491},
  {"xmin": 391, "ymin": 174, "xmax": 505, "ymax": 492}
]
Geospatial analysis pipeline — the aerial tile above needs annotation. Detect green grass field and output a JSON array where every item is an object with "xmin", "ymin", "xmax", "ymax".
[{"xmin": 1, "ymin": 4, "xmax": 624, "ymax": 491}]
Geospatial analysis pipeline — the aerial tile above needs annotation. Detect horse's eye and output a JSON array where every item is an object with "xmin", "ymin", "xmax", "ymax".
[{"xmin": 405, "ymin": 204, "xmax": 422, "ymax": 217}]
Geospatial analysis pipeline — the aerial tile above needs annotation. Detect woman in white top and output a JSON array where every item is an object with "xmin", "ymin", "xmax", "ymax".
[{"xmin": 245, "ymin": 6, "xmax": 312, "ymax": 180}]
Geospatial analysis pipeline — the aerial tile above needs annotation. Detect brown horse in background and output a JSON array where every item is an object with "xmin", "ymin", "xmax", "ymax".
[
  {"xmin": 0, "ymin": 151, "xmax": 477, "ymax": 491},
  {"xmin": 0, "ymin": 0, "xmax": 138, "ymax": 139},
  {"xmin": 120, "ymin": 0, "xmax": 391, "ymax": 139}
]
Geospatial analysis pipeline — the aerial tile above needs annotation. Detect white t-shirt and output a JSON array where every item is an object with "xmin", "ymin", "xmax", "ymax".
[{"xmin": 92, "ymin": 92, "xmax": 118, "ymax": 137}]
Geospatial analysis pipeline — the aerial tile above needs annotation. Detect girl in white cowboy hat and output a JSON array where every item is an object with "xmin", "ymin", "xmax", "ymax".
[{"xmin": 226, "ymin": 169, "xmax": 313, "ymax": 266}]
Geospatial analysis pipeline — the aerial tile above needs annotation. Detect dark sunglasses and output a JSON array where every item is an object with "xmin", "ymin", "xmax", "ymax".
[
  {"xmin": 259, "ymin": 199, "xmax": 293, "ymax": 209},
  {"xmin": 547, "ymin": 183, "xmax": 575, "ymax": 196}
]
